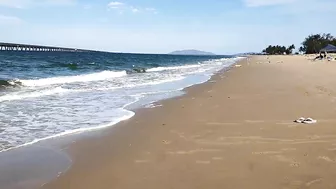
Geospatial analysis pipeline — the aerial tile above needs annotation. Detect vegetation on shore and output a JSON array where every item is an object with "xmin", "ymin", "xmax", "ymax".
[
  {"xmin": 263, "ymin": 33, "xmax": 336, "ymax": 55},
  {"xmin": 262, "ymin": 45, "xmax": 295, "ymax": 55},
  {"xmin": 299, "ymin": 33, "xmax": 336, "ymax": 54}
]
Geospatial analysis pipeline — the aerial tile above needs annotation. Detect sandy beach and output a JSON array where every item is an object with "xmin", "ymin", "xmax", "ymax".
[{"xmin": 43, "ymin": 55, "xmax": 336, "ymax": 189}]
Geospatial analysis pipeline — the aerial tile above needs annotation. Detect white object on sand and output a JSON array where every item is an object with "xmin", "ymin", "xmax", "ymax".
[
  {"xmin": 302, "ymin": 118, "xmax": 317, "ymax": 124},
  {"xmin": 294, "ymin": 117, "xmax": 306, "ymax": 123},
  {"xmin": 235, "ymin": 65, "xmax": 242, "ymax": 67}
]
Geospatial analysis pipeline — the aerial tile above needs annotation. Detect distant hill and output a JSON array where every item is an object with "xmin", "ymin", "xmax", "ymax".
[{"xmin": 169, "ymin": 50, "xmax": 216, "ymax": 56}]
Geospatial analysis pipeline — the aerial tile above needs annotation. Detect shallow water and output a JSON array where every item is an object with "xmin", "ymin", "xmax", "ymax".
[{"xmin": 0, "ymin": 52, "xmax": 242, "ymax": 152}]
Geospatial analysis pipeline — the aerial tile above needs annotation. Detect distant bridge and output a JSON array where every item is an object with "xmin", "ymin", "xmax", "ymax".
[{"xmin": 0, "ymin": 42, "xmax": 92, "ymax": 52}]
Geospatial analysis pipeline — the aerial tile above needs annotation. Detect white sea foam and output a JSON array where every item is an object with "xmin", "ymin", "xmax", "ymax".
[
  {"xmin": 0, "ymin": 109, "xmax": 135, "ymax": 153},
  {"xmin": 0, "ymin": 87, "xmax": 71, "ymax": 102},
  {"xmin": 0, "ymin": 76, "xmax": 186, "ymax": 102},
  {"xmin": 0, "ymin": 87, "xmax": 143, "ymax": 153},
  {"xmin": 145, "ymin": 103, "xmax": 163, "ymax": 108},
  {"xmin": 80, "ymin": 75, "xmax": 186, "ymax": 92},
  {"xmin": 147, "ymin": 64, "xmax": 202, "ymax": 72},
  {"xmin": 20, "ymin": 70, "xmax": 127, "ymax": 87},
  {"xmin": 127, "ymin": 76, "xmax": 186, "ymax": 88},
  {"xmin": 0, "ymin": 56, "xmax": 244, "ymax": 153},
  {"xmin": 146, "ymin": 57, "xmax": 243, "ymax": 73}
]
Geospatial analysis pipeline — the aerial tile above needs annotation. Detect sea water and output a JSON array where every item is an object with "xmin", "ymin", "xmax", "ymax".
[{"xmin": 0, "ymin": 52, "xmax": 243, "ymax": 152}]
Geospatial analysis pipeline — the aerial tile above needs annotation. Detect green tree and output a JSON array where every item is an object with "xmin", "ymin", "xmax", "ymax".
[
  {"xmin": 262, "ymin": 44, "xmax": 295, "ymax": 55},
  {"xmin": 286, "ymin": 44, "xmax": 295, "ymax": 54},
  {"xmin": 300, "ymin": 33, "xmax": 336, "ymax": 54}
]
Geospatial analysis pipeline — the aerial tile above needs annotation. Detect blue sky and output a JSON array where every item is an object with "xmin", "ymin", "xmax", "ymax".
[{"xmin": 0, "ymin": 0, "xmax": 335, "ymax": 54}]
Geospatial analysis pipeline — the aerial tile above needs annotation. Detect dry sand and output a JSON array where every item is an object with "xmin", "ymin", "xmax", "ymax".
[{"xmin": 43, "ymin": 55, "xmax": 336, "ymax": 189}]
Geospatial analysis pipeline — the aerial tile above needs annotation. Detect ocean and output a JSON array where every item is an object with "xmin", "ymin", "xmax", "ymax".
[{"xmin": 0, "ymin": 51, "xmax": 242, "ymax": 152}]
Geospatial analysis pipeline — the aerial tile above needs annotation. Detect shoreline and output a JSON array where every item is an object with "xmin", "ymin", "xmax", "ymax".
[
  {"xmin": 0, "ymin": 57, "xmax": 242, "ymax": 154},
  {"xmin": 41, "ymin": 57, "xmax": 248, "ymax": 188},
  {"xmin": 43, "ymin": 55, "xmax": 336, "ymax": 189},
  {"xmin": 0, "ymin": 57, "xmax": 244, "ymax": 189}
]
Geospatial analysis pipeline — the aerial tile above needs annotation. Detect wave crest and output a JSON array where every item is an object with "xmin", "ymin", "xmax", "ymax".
[
  {"xmin": 0, "ymin": 87, "xmax": 71, "ymax": 102},
  {"xmin": 20, "ymin": 70, "xmax": 127, "ymax": 87},
  {"xmin": 147, "ymin": 64, "xmax": 202, "ymax": 72}
]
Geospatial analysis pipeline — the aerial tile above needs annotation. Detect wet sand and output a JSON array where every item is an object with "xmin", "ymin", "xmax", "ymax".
[
  {"xmin": 43, "ymin": 55, "xmax": 336, "ymax": 189},
  {"xmin": 0, "ymin": 145, "xmax": 71, "ymax": 189}
]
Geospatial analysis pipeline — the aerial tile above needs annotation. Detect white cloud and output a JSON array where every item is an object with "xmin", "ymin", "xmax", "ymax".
[
  {"xmin": 0, "ymin": 0, "xmax": 76, "ymax": 8},
  {"xmin": 0, "ymin": 15, "xmax": 22, "ymax": 24},
  {"xmin": 243, "ymin": 0, "xmax": 297, "ymax": 7},
  {"xmin": 107, "ymin": 1, "xmax": 157, "ymax": 14},
  {"xmin": 107, "ymin": 1, "xmax": 124, "ymax": 9}
]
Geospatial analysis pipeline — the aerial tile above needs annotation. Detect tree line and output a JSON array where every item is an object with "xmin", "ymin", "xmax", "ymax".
[
  {"xmin": 262, "ymin": 45, "xmax": 295, "ymax": 55},
  {"xmin": 262, "ymin": 33, "xmax": 336, "ymax": 55}
]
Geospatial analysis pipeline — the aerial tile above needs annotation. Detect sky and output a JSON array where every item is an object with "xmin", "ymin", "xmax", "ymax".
[{"xmin": 0, "ymin": 0, "xmax": 335, "ymax": 54}]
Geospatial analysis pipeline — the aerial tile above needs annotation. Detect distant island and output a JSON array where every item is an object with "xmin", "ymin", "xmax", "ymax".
[{"xmin": 169, "ymin": 50, "xmax": 216, "ymax": 56}]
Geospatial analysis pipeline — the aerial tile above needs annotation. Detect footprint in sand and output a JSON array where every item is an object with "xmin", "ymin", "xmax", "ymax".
[
  {"xmin": 273, "ymin": 155, "xmax": 300, "ymax": 167},
  {"xmin": 290, "ymin": 163, "xmax": 300, "ymax": 167},
  {"xmin": 295, "ymin": 86, "xmax": 310, "ymax": 96},
  {"xmin": 316, "ymin": 86, "xmax": 335, "ymax": 96},
  {"xmin": 162, "ymin": 140, "xmax": 171, "ymax": 145}
]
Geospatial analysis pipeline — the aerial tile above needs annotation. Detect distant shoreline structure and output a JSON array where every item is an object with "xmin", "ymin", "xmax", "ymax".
[{"xmin": 0, "ymin": 42, "xmax": 95, "ymax": 53}]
